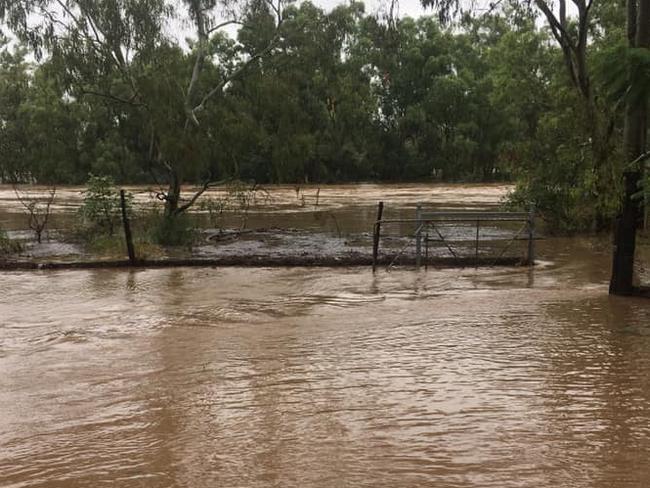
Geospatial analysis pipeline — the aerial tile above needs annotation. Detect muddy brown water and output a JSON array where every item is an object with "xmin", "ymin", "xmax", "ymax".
[
  {"xmin": 2, "ymin": 184, "xmax": 650, "ymax": 488},
  {"xmin": 0, "ymin": 183, "xmax": 509, "ymax": 233}
]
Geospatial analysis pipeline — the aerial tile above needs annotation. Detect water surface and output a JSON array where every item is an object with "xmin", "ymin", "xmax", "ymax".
[
  {"xmin": 2, "ymin": 238, "xmax": 650, "ymax": 487},
  {"xmin": 1, "ymin": 184, "xmax": 650, "ymax": 487}
]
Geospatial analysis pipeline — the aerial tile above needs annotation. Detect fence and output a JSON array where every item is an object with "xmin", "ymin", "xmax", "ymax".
[{"xmin": 372, "ymin": 202, "xmax": 536, "ymax": 271}]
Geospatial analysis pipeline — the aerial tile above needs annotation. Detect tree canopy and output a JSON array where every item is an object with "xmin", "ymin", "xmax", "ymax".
[{"xmin": 0, "ymin": 0, "xmax": 645, "ymax": 230}]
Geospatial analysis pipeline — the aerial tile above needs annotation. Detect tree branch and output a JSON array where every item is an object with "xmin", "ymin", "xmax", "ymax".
[
  {"xmin": 184, "ymin": 0, "xmax": 209, "ymax": 127},
  {"xmin": 187, "ymin": 0, "xmax": 284, "ymax": 125},
  {"xmin": 626, "ymin": 151, "xmax": 650, "ymax": 170},
  {"xmin": 207, "ymin": 19, "xmax": 243, "ymax": 35},
  {"xmin": 177, "ymin": 179, "xmax": 227, "ymax": 213},
  {"xmin": 191, "ymin": 44, "xmax": 272, "ymax": 119},
  {"xmin": 264, "ymin": 0, "xmax": 283, "ymax": 25},
  {"xmin": 534, "ymin": 0, "xmax": 572, "ymax": 48},
  {"xmin": 80, "ymin": 88, "xmax": 143, "ymax": 106}
]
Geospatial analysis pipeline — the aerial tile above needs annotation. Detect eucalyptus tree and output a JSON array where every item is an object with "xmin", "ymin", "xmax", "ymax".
[
  {"xmin": 213, "ymin": 0, "xmax": 377, "ymax": 183},
  {"xmin": 352, "ymin": 13, "xmax": 513, "ymax": 180},
  {"xmin": 0, "ymin": 0, "xmax": 286, "ymax": 218},
  {"xmin": 420, "ymin": 0, "xmax": 649, "ymax": 293},
  {"xmin": 280, "ymin": 1, "xmax": 376, "ymax": 181},
  {"xmin": 609, "ymin": 0, "xmax": 650, "ymax": 295},
  {"xmin": 0, "ymin": 36, "xmax": 30, "ymax": 182}
]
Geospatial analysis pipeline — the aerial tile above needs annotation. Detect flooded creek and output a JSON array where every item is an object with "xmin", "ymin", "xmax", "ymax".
[{"xmin": 1, "ymin": 185, "xmax": 650, "ymax": 487}]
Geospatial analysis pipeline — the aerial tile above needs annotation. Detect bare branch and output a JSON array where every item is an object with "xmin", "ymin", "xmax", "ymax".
[
  {"xmin": 534, "ymin": 0, "xmax": 572, "ymax": 48},
  {"xmin": 12, "ymin": 185, "xmax": 57, "ymax": 243},
  {"xmin": 177, "ymin": 179, "xmax": 227, "ymax": 213},
  {"xmin": 187, "ymin": 0, "xmax": 284, "ymax": 124},
  {"xmin": 191, "ymin": 44, "xmax": 273, "ymax": 119},
  {"xmin": 264, "ymin": 0, "xmax": 283, "ymax": 25},
  {"xmin": 626, "ymin": 151, "xmax": 650, "ymax": 170},
  {"xmin": 207, "ymin": 19, "xmax": 243, "ymax": 35},
  {"xmin": 80, "ymin": 88, "xmax": 143, "ymax": 107}
]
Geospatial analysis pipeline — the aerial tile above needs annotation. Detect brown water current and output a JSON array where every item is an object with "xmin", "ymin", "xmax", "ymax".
[
  {"xmin": 0, "ymin": 183, "xmax": 509, "ymax": 232},
  {"xmin": 2, "ymin": 185, "xmax": 650, "ymax": 487}
]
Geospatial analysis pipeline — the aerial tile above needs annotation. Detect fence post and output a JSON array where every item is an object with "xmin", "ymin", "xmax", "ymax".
[
  {"xmin": 372, "ymin": 201, "xmax": 384, "ymax": 273},
  {"xmin": 425, "ymin": 231, "xmax": 429, "ymax": 270},
  {"xmin": 415, "ymin": 203, "xmax": 422, "ymax": 269},
  {"xmin": 527, "ymin": 205, "xmax": 535, "ymax": 266},
  {"xmin": 475, "ymin": 219, "xmax": 480, "ymax": 265},
  {"xmin": 120, "ymin": 189, "xmax": 136, "ymax": 265}
]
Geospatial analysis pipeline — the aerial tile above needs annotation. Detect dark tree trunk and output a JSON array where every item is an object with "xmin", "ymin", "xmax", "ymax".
[
  {"xmin": 609, "ymin": 0, "xmax": 649, "ymax": 295},
  {"xmin": 535, "ymin": 0, "xmax": 616, "ymax": 224},
  {"xmin": 610, "ymin": 171, "xmax": 642, "ymax": 294},
  {"xmin": 165, "ymin": 171, "xmax": 181, "ymax": 218}
]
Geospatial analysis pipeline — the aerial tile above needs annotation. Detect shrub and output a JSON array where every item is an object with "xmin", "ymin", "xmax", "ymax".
[
  {"xmin": 13, "ymin": 185, "xmax": 56, "ymax": 243},
  {"xmin": 199, "ymin": 180, "xmax": 271, "ymax": 231},
  {"xmin": 148, "ymin": 213, "xmax": 194, "ymax": 247},
  {"xmin": 0, "ymin": 228, "xmax": 23, "ymax": 256},
  {"xmin": 78, "ymin": 174, "xmax": 131, "ymax": 236}
]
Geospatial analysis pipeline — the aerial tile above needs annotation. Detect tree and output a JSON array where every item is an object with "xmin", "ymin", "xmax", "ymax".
[
  {"xmin": 0, "ymin": 35, "xmax": 30, "ymax": 182},
  {"xmin": 420, "ymin": 0, "xmax": 648, "ymax": 292},
  {"xmin": 609, "ymin": 0, "xmax": 650, "ymax": 295},
  {"xmin": 13, "ymin": 185, "xmax": 56, "ymax": 243},
  {"xmin": 0, "ymin": 0, "xmax": 285, "ymax": 219}
]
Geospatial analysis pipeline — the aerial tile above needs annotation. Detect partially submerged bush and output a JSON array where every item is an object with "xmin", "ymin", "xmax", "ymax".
[
  {"xmin": 199, "ymin": 196, "xmax": 229, "ymax": 230},
  {"xmin": 505, "ymin": 181, "xmax": 616, "ymax": 234},
  {"xmin": 0, "ymin": 228, "xmax": 23, "ymax": 256},
  {"xmin": 77, "ymin": 174, "xmax": 131, "ymax": 236},
  {"xmin": 199, "ymin": 180, "xmax": 271, "ymax": 231},
  {"xmin": 13, "ymin": 185, "xmax": 56, "ymax": 243},
  {"xmin": 147, "ymin": 213, "xmax": 194, "ymax": 247},
  {"xmin": 80, "ymin": 230, "xmax": 162, "ymax": 257}
]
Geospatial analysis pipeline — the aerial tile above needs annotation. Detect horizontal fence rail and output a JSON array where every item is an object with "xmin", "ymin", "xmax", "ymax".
[{"xmin": 371, "ymin": 203, "xmax": 535, "ymax": 271}]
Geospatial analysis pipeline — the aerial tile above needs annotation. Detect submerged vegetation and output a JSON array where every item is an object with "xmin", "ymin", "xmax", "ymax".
[
  {"xmin": 74, "ymin": 175, "xmax": 196, "ymax": 251},
  {"xmin": 0, "ymin": 228, "xmax": 22, "ymax": 256},
  {"xmin": 77, "ymin": 175, "xmax": 128, "ymax": 237}
]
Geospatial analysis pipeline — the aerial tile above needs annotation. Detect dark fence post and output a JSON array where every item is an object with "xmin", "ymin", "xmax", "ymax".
[
  {"xmin": 372, "ymin": 201, "xmax": 384, "ymax": 273},
  {"xmin": 527, "ymin": 205, "xmax": 535, "ymax": 266},
  {"xmin": 475, "ymin": 219, "xmax": 480, "ymax": 265},
  {"xmin": 415, "ymin": 204, "xmax": 422, "ymax": 269},
  {"xmin": 120, "ymin": 189, "xmax": 136, "ymax": 265},
  {"xmin": 425, "ymin": 232, "xmax": 429, "ymax": 270}
]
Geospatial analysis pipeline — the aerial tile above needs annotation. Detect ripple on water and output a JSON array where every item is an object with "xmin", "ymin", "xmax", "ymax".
[{"xmin": 1, "ymin": 265, "xmax": 650, "ymax": 488}]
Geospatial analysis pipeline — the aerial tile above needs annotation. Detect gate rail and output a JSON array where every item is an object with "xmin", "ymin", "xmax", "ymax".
[{"xmin": 371, "ymin": 203, "xmax": 535, "ymax": 272}]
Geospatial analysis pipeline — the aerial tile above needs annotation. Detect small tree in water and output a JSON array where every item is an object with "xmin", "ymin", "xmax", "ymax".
[
  {"xmin": 199, "ymin": 181, "xmax": 272, "ymax": 232},
  {"xmin": 13, "ymin": 185, "xmax": 56, "ymax": 243},
  {"xmin": 78, "ymin": 175, "xmax": 130, "ymax": 236}
]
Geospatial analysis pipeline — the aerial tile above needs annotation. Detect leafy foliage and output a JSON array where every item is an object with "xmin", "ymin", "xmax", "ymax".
[
  {"xmin": 0, "ymin": 228, "xmax": 23, "ymax": 256},
  {"xmin": 78, "ymin": 174, "xmax": 130, "ymax": 236},
  {"xmin": 596, "ymin": 44, "xmax": 650, "ymax": 107},
  {"xmin": 148, "ymin": 213, "xmax": 195, "ymax": 246},
  {"xmin": 0, "ymin": 0, "xmax": 640, "ymax": 231}
]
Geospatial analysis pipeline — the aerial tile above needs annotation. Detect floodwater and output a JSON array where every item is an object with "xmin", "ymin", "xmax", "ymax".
[
  {"xmin": 0, "ymin": 183, "xmax": 510, "ymax": 214},
  {"xmin": 0, "ymin": 182, "xmax": 509, "ymax": 233},
  {"xmin": 0, "ymin": 183, "xmax": 517, "ymax": 261},
  {"xmin": 2, "ymin": 185, "xmax": 650, "ymax": 488}
]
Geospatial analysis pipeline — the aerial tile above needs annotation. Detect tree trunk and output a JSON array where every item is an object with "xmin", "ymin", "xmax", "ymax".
[
  {"xmin": 610, "ymin": 170, "xmax": 641, "ymax": 295},
  {"xmin": 609, "ymin": 0, "xmax": 649, "ymax": 295},
  {"xmin": 165, "ymin": 171, "xmax": 181, "ymax": 218}
]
